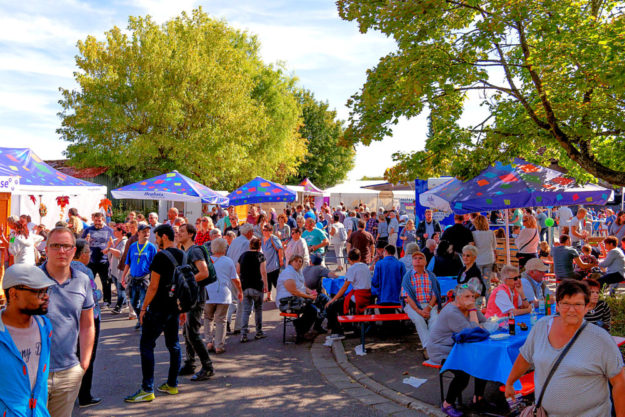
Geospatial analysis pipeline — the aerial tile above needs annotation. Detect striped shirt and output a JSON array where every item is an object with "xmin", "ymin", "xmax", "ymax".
[{"xmin": 584, "ymin": 300, "xmax": 611, "ymax": 331}]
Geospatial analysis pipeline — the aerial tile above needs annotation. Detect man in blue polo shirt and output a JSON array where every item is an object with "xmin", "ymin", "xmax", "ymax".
[
  {"xmin": 122, "ymin": 224, "xmax": 157, "ymax": 329},
  {"xmin": 42, "ymin": 227, "xmax": 95, "ymax": 417},
  {"xmin": 82, "ymin": 212, "xmax": 115, "ymax": 307},
  {"xmin": 371, "ymin": 245, "xmax": 406, "ymax": 305},
  {"xmin": 302, "ymin": 218, "xmax": 329, "ymax": 261}
]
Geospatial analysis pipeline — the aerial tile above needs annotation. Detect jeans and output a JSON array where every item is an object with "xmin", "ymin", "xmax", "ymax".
[
  {"xmin": 48, "ymin": 364, "xmax": 85, "ymax": 417},
  {"xmin": 78, "ymin": 316, "xmax": 100, "ymax": 403},
  {"xmin": 598, "ymin": 272, "xmax": 624, "ymax": 287},
  {"xmin": 112, "ymin": 274, "xmax": 126, "ymax": 309},
  {"xmin": 241, "ymin": 288, "xmax": 264, "ymax": 337},
  {"xmin": 183, "ymin": 303, "xmax": 213, "ymax": 369},
  {"xmin": 140, "ymin": 309, "xmax": 181, "ymax": 392},
  {"xmin": 130, "ymin": 281, "xmax": 147, "ymax": 318},
  {"xmin": 333, "ymin": 241, "xmax": 346, "ymax": 269},
  {"xmin": 326, "ymin": 297, "xmax": 345, "ymax": 335},
  {"xmin": 540, "ymin": 227, "xmax": 548, "ymax": 242},
  {"xmin": 88, "ymin": 262, "xmax": 111, "ymax": 303},
  {"xmin": 227, "ymin": 287, "xmax": 243, "ymax": 331},
  {"xmin": 404, "ymin": 304, "xmax": 439, "ymax": 349},
  {"xmin": 205, "ymin": 304, "xmax": 229, "ymax": 349}
]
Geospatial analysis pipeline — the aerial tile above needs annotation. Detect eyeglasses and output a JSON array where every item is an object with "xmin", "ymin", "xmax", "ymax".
[
  {"xmin": 508, "ymin": 276, "xmax": 520, "ymax": 281},
  {"xmin": 461, "ymin": 253, "xmax": 474, "ymax": 257},
  {"xmin": 15, "ymin": 286, "xmax": 49, "ymax": 299},
  {"xmin": 559, "ymin": 302, "xmax": 586, "ymax": 310},
  {"xmin": 48, "ymin": 243, "xmax": 75, "ymax": 252}
]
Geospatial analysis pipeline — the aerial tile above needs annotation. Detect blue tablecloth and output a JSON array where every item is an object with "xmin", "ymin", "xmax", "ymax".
[
  {"xmin": 322, "ymin": 276, "xmax": 352, "ymax": 296},
  {"xmin": 441, "ymin": 314, "xmax": 545, "ymax": 390},
  {"xmin": 437, "ymin": 276, "xmax": 457, "ymax": 295}
]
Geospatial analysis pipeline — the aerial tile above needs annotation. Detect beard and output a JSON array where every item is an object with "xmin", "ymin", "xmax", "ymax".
[{"xmin": 23, "ymin": 305, "xmax": 48, "ymax": 315}]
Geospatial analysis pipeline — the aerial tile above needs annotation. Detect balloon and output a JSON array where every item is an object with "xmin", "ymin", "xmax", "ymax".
[{"xmin": 545, "ymin": 218, "xmax": 555, "ymax": 227}]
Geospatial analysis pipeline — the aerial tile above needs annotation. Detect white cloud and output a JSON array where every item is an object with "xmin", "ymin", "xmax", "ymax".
[{"xmin": 0, "ymin": 126, "xmax": 66, "ymax": 159}]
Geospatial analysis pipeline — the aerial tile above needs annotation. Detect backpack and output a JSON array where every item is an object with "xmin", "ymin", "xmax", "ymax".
[
  {"xmin": 199, "ymin": 245, "xmax": 218, "ymax": 286},
  {"xmin": 338, "ymin": 225, "xmax": 348, "ymax": 242},
  {"xmin": 161, "ymin": 249, "xmax": 199, "ymax": 313}
]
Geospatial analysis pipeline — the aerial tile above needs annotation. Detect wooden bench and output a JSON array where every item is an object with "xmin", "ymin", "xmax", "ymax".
[
  {"xmin": 279, "ymin": 312, "xmax": 299, "ymax": 344},
  {"xmin": 338, "ymin": 313, "xmax": 410, "ymax": 353},
  {"xmin": 495, "ymin": 238, "xmax": 519, "ymax": 268}
]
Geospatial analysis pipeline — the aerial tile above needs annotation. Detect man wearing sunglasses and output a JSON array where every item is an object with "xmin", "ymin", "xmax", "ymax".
[
  {"xmin": 0, "ymin": 264, "xmax": 56, "ymax": 417},
  {"xmin": 485, "ymin": 265, "xmax": 532, "ymax": 318}
]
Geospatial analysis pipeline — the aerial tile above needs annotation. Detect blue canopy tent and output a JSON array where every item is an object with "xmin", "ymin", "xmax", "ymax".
[
  {"xmin": 419, "ymin": 159, "xmax": 614, "ymax": 261},
  {"xmin": 111, "ymin": 170, "xmax": 229, "ymax": 205},
  {"xmin": 227, "ymin": 176, "xmax": 296, "ymax": 206}
]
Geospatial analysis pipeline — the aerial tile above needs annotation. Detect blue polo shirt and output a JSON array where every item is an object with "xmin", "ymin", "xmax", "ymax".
[
  {"xmin": 302, "ymin": 227, "xmax": 327, "ymax": 255},
  {"xmin": 125, "ymin": 241, "xmax": 158, "ymax": 277},
  {"xmin": 41, "ymin": 263, "xmax": 94, "ymax": 372}
]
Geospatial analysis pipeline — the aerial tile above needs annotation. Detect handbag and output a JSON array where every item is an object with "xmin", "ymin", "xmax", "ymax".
[
  {"xmin": 519, "ymin": 322, "xmax": 588, "ymax": 417},
  {"xmin": 278, "ymin": 296, "xmax": 306, "ymax": 314}
]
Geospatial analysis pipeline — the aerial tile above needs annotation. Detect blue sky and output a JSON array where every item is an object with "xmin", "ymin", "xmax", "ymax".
[{"xmin": 0, "ymin": 0, "xmax": 430, "ymax": 180}]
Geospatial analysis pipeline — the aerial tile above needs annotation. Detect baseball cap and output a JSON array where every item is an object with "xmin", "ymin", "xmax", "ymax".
[
  {"xmin": 525, "ymin": 258, "xmax": 549, "ymax": 272},
  {"xmin": 137, "ymin": 224, "xmax": 150, "ymax": 232},
  {"xmin": 2, "ymin": 264, "xmax": 57, "ymax": 290}
]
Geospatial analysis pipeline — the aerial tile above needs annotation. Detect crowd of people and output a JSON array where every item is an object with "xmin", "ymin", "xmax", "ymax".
[{"xmin": 0, "ymin": 201, "xmax": 624, "ymax": 416}]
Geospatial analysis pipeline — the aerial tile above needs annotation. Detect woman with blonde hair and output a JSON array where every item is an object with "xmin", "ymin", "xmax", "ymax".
[
  {"xmin": 515, "ymin": 214, "xmax": 539, "ymax": 268},
  {"xmin": 471, "ymin": 215, "xmax": 496, "ymax": 279}
]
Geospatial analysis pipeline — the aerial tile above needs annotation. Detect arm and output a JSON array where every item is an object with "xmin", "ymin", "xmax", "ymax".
[
  {"xmin": 194, "ymin": 260, "xmax": 209, "ymax": 282},
  {"xmin": 326, "ymin": 280, "xmax": 351, "ymax": 307},
  {"xmin": 284, "ymin": 279, "xmax": 314, "ymax": 299},
  {"xmin": 231, "ymin": 278, "xmax": 243, "ymax": 302},
  {"xmin": 121, "ymin": 264, "xmax": 130, "ymax": 285},
  {"xmin": 236, "ymin": 262, "xmax": 241, "ymax": 276},
  {"xmin": 610, "ymin": 369, "xmax": 625, "ymax": 417},
  {"xmin": 278, "ymin": 247, "xmax": 285, "ymax": 268},
  {"xmin": 573, "ymin": 256, "xmax": 596, "ymax": 269},
  {"xmin": 504, "ymin": 354, "xmax": 532, "ymax": 398},
  {"xmin": 260, "ymin": 261, "xmax": 268, "ymax": 292},
  {"xmin": 78, "ymin": 309, "xmax": 95, "ymax": 370},
  {"xmin": 140, "ymin": 271, "xmax": 160, "ymax": 324}
]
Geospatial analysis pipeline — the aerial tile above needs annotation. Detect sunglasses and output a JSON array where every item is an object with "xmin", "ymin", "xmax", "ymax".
[{"xmin": 508, "ymin": 276, "xmax": 520, "ymax": 281}]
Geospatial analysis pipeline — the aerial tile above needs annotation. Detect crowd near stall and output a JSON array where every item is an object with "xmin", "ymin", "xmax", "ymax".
[{"xmin": 0, "ymin": 160, "xmax": 624, "ymax": 417}]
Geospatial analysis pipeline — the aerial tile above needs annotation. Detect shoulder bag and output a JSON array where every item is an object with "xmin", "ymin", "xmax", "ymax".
[{"xmin": 519, "ymin": 321, "xmax": 588, "ymax": 417}]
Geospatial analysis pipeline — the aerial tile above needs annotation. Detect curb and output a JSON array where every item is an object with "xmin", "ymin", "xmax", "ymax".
[
  {"xmin": 311, "ymin": 335, "xmax": 442, "ymax": 417},
  {"xmin": 328, "ymin": 337, "xmax": 445, "ymax": 417}
]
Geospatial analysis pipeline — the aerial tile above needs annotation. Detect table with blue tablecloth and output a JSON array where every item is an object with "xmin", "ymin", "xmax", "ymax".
[
  {"xmin": 321, "ymin": 276, "xmax": 352, "ymax": 297},
  {"xmin": 436, "ymin": 276, "xmax": 458, "ymax": 295},
  {"xmin": 441, "ymin": 313, "xmax": 546, "ymax": 390}
]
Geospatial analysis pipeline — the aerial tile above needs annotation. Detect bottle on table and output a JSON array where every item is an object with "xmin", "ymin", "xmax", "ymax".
[
  {"xmin": 508, "ymin": 312, "xmax": 516, "ymax": 335},
  {"xmin": 530, "ymin": 306, "xmax": 537, "ymax": 326},
  {"xmin": 538, "ymin": 296, "xmax": 545, "ymax": 315},
  {"xmin": 545, "ymin": 294, "xmax": 550, "ymax": 315}
]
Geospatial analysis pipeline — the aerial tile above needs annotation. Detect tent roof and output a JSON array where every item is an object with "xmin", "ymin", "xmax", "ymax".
[
  {"xmin": 0, "ymin": 148, "xmax": 106, "ymax": 194},
  {"xmin": 420, "ymin": 159, "xmax": 613, "ymax": 214},
  {"xmin": 227, "ymin": 177, "xmax": 296, "ymax": 206},
  {"xmin": 361, "ymin": 181, "xmax": 415, "ymax": 191},
  {"xmin": 111, "ymin": 171, "xmax": 229, "ymax": 205},
  {"xmin": 298, "ymin": 177, "xmax": 323, "ymax": 195}
]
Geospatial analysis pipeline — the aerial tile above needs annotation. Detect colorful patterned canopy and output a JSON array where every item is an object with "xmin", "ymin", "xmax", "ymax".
[
  {"xmin": 0, "ymin": 148, "xmax": 105, "ymax": 194},
  {"xmin": 299, "ymin": 177, "xmax": 323, "ymax": 195},
  {"xmin": 419, "ymin": 159, "xmax": 613, "ymax": 214},
  {"xmin": 227, "ymin": 176, "xmax": 296, "ymax": 206},
  {"xmin": 112, "ymin": 171, "xmax": 229, "ymax": 205}
]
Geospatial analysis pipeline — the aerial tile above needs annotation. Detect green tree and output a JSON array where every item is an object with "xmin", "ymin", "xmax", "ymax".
[
  {"xmin": 288, "ymin": 90, "xmax": 355, "ymax": 188},
  {"xmin": 58, "ymin": 8, "xmax": 306, "ymax": 190},
  {"xmin": 338, "ymin": 0, "xmax": 625, "ymax": 185}
]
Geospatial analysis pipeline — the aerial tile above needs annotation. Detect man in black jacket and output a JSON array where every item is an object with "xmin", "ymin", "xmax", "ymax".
[
  {"xmin": 440, "ymin": 214, "xmax": 474, "ymax": 254},
  {"xmin": 416, "ymin": 210, "xmax": 442, "ymax": 249}
]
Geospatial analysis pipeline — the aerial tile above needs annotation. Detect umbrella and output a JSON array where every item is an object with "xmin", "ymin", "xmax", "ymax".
[
  {"xmin": 228, "ymin": 176, "xmax": 296, "ymax": 206},
  {"xmin": 111, "ymin": 170, "xmax": 229, "ymax": 205},
  {"xmin": 299, "ymin": 177, "xmax": 323, "ymax": 195},
  {"xmin": 419, "ymin": 159, "xmax": 613, "ymax": 214}
]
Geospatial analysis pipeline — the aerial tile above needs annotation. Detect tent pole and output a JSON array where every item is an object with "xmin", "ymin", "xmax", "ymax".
[
  {"xmin": 547, "ymin": 207, "xmax": 553, "ymax": 247},
  {"xmin": 504, "ymin": 209, "xmax": 510, "ymax": 264}
]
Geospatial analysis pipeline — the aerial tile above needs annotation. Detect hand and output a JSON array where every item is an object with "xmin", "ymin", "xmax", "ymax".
[
  {"xmin": 86, "ymin": 234, "xmax": 91, "ymax": 243},
  {"xmin": 504, "ymin": 383, "xmax": 516, "ymax": 399},
  {"xmin": 179, "ymin": 313, "xmax": 187, "ymax": 326},
  {"xmin": 423, "ymin": 233, "xmax": 428, "ymax": 239},
  {"xmin": 325, "ymin": 300, "xmax": 334, "ymax": 309},
  {"xmin": 139, "ymin": 309, "xmax": 146, "ymax": 325},
  {"xmin": 80, "ymin": 359, "xmax": 90, "ymax": 372},
  {"xmin": 238, "ymin": 292, "xmax": 243, "ymax": 302},
  {"xmin": 419, "ymin": 308, "xmax": 431, "ymax": 319}
]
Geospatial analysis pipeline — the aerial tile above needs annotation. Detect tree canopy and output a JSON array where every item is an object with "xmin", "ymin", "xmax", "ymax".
[
  {"xmin": 287, "ymin": 90, "xmax": 355, "ymax": 188},
  {"xmin": 338, "ymin": 0, "xmax": 625, "ymax": 185},
  {"xmin": 58, "ymin": 8, "xmax": 306, "ymax": 190}
]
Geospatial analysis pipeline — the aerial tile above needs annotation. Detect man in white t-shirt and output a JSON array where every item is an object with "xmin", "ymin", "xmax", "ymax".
[
  {"xmin": 569, "ymin": 207, "xmax": 589, "ymax": 249},
  {"xmin": 323, "ymin": 249, "xmax": 372, "ymax": 338},
  {"xmin": 329, "ymin": 214, "xmax": 347, "ymax": 272},
  {"xmin": 556, "ymin": 206, "xmax": 573, "ymax": 236}
]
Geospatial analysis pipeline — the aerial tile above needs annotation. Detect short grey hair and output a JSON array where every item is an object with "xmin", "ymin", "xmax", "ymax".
[
  {"xmin": 148, "ymin": 212, "xmax": 158, "ymax": 219},
  {"xmin": 225, "ymin": 230, "xmax": 236, "ymax": 239},
  {"xmin": 239, "ymin": 223, "xmax": 253, "ymax": 235},
  {"xmin": 211, "ymin": 238, "xmax": 228, "ymax": 255},
  {"xmin": 209, "ymin": 228, "xmax": 222, "ymax": 238},
  {"xmin": 501, "ymin": 265, "xmax": 519, "ymax": 280},
  {"xmin": 404, "ymin": 242, "xmax": 418, "ymax": 256},
  {"xmin": 425, "ymin": 239, "xmax": 436, "ymax": 250},
  {"xmin": 462, "ymin": 245, "xmax": 478, "ymax": 258}
]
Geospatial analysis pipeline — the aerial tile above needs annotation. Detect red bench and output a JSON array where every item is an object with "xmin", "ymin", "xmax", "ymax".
[
  {"xmin": 364, "ymin": 304, "xmax": 402, "ymax": 311},
  {"xmin": 279, "ymin": 312, "xmax": 299, "ymax": 344},
  {"xmin": 499, "ymin": 371, "xmax": 535, "ymax": 396},
  {"xmin": 338, "ymin": 313, "xmax": 410, "ymax": 352}
]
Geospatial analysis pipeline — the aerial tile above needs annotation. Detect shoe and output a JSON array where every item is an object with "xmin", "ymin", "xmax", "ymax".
[
  {"xmin": 124, "ymin": 389, "xmax": 155, "ymax": 403},
  {"xmin": 134, "ymin": 322, "xmax": 141, "ymax": 330},
  {"xmin": 79, "ymin": 397, "xmax": 102, "ymax": 408},
  {"xmin": 103, "ymin": 302, "xmax": 111, "ymax": 308},
  {"xmin": 215, "ymin": 347, "xmax": 225, "ymax": 354},
  {"xmin": 179, "ymin": 363, "xmax": 196, "ymax": 376},
  {"xmin": 190, "ymin": 367, "xmax": 214, "ymax": 381},
  {"xmin": 240, "ymin": 335, "xmax": 248, "ymax": 343},
  {"xmin": 441, "ymin": 404, "xmax": 463, "ymax": 417},
  {"xmin": 156, "ymin": 383, "xmax": 178, "ymax": 395},
  {"xmin": 111, "ymin": 307, "xmax": 121, "ymax": 315},
  {"xmin": 328, "ymin": 333, "xmax": 345, "ymax": 340},
  {"xmin": 254, "ymin": 332, "xmax": 266, "ymax": 340},
  {"xmin": 227, "ymin": 329, "xmax": 240, "ymax": 336}
]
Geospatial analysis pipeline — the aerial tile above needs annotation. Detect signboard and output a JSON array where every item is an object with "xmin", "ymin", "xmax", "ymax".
[
  {"xmin": 0, "ymin": 176, "xmax": 19, "ymax": 193},
  {"xmin": 414, "ymin": 178, "xmax": 455, "ymax": 227}
]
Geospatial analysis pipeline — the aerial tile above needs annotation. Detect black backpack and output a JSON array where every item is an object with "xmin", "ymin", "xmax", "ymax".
[
  {"xmin": 162, "ymin": 249, "xmax": 200, "ymax": 313},
  {"xmin": 198, "ymin": 245, "xmax": 218, "ymax": 287}
]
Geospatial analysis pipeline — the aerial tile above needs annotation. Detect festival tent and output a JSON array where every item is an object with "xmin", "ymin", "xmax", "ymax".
[
  {"xmin": 0, "ymin": 148, "xmax": 108, "ymax": 228},
  {"xmin": 298, "ymin": 177, "xmax": 324, "ymax": 195},
  {"xmin": 419, "ymin": 159, "xmax": 613, "ymax": 214},
  {"xmin": 112, "ymin": 170, "xmax": 229, "ymax": 205},
  {"xmin": 227, "ymin": 176, "xmax": 296, "ymax": 206}
]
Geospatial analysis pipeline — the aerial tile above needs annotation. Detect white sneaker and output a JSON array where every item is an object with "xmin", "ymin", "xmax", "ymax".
[{"xmin": 328, "ymin": 334, "xmax": 345, "ymax": 340}]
